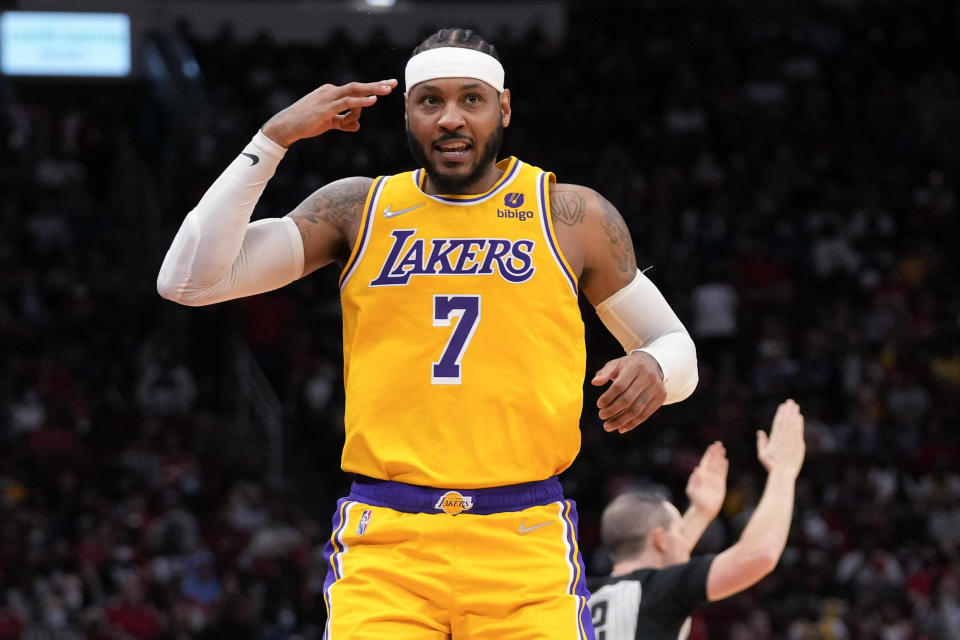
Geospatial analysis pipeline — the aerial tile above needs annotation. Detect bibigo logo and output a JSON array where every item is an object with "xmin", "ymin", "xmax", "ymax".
[
  {"xmin": 498, "ymin": 192, "xmax": 533, "ymax": 221},
  {"xmin": 504, "ymin": 192, "xmax": 525, "ymax": 208},
  {"xmin": 434, "ymin": 491, "xmax": 474, "ymax": 515}
]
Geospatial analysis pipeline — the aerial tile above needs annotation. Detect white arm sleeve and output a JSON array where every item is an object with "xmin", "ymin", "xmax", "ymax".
[
  {"xmin": 595, "ymin": 270, "xmax": 699, "ymax": 404},
  {"xmin": 156, "ymin": 131, "xmax": 305, "ymax": 306}
]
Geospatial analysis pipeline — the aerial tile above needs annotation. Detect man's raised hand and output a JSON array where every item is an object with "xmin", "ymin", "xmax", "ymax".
[
  {"xmin": 686, "ymin": 441, "xmax": 729, "ymax": 518},
  {"xmin": 262, "ymin": 79, "xmax": 398, "ymax": 148},
  {"xmin": 757, "ymin": 399, "xmax": 806, "ymax": 478}
]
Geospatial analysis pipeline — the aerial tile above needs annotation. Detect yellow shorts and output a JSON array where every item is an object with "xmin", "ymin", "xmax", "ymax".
[{"xmin": 321, "ymin": 476, "xmax": 593, "ymax": 639}]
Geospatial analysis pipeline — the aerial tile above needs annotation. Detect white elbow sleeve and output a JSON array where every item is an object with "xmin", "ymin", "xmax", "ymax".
[
  {"xmin": 157, "ymin": 130, "xmax": 302, "ymax": 305},
  {"xmin": 595, "ymin": 270, "xmax": 699, "ymax": 403},
  {"xmin": 160, "ymin": 217, "xmax": 304, "ymax": 305}
]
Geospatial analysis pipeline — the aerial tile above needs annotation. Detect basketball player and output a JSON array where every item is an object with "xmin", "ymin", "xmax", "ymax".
[
  {"xmin": 158, "ymin": 29, "xmax": 698, "ymax": 639},
  {"xmin": 588, "ymin": 399, "xmax": 806, "ymax": 640}
]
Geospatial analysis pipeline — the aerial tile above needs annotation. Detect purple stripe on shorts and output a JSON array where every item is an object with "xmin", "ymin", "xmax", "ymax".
[
  {"xmin": 322, "ymin": 498, "xmax": 353, "ymax": 639},
  {"xmin": 349, "ymin": 476, "xmax": 564, "ymax": 515},
  {"xmin": 562, "ymin": 500, "xmax": 595, "ymax": 640}
]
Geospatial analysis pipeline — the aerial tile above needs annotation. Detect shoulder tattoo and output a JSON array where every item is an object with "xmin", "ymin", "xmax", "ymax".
[
  {"xmin": 596, "ymin": 192, "xmax": 638, "ymax": 274},
  {"xmin": 550, "ymin": 188, "xmax": 587, "ymax": 227},
  {"xmin": 295, "ymin": 177, "xmax": 370, "ymax": 239}
]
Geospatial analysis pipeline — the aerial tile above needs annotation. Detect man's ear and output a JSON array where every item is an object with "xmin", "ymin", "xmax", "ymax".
[
  {"xmin": 651, "ymin": 527, "xmax": 668, "ymax": 554},
  {"xmin": 500, "ymin": 89, "xmax": 511, "ymax": 127},
  {"xmin": 404, "ymin": 93, "xmax": 409, "ymax": 125}
]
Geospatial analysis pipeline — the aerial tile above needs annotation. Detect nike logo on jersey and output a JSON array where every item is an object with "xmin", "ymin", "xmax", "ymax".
[
  {"xmin": 383, "ymin": 203, "xmax": 425, "ymax": 218},
  {"xmin": 369, "ymin": 228, "xmax": 536, "ymax": 286},
  {"xmin": 241, "ymin": 152, "xmax": 259, "ymax": 165},
  {"xmin": 518, "ymin": 520, "xmax": 553, "ymax": 534}
]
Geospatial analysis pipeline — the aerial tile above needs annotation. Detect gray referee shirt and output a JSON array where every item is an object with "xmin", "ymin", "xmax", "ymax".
[{"xmin": 587, "ymin": 554, "xmax": 716, "ymax": 640}]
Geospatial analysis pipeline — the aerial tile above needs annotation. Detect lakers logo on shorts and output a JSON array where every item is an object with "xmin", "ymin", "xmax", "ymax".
[{"xmin": 434, "ymin": 491, "xmax": 474, "ymax": 515}]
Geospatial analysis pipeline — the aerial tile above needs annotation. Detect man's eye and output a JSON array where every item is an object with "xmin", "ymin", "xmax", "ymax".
[
  {"xmin": 466, "ymin": 94, "xmax": 482, "ymax": 103},
  {"xmin": 422, "ymin": 96, "xmax": 439, "ymax": 106}
]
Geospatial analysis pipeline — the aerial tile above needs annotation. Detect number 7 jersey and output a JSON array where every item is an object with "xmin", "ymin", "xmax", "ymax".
[{"xmin": 338, "ymin": 157, "xmax": 586, "ymax": 489}]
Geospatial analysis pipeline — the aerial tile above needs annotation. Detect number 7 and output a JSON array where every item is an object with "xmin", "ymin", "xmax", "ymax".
[{"xmin": 432, "ymin": 295, "xmax": 481, "ymax": 385}]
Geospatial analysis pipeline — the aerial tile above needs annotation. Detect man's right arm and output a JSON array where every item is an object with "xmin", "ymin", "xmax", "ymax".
[
  {"xmin": 705, "ymin": 399, "xmax": 806, "ymax": 601},
  {"xmin": 156, "ymin": 79, "xmax": 396, "ymax": 306}
]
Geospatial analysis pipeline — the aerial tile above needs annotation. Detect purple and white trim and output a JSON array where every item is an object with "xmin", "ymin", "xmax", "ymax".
[
  {"xmin": 322, "ymin": 499, "xmax": 356, "ymax": 640},
  {"xmin": 558, "ymin": 500, "xmax": 593, "ymax": 640},
  {"xmin": 411, "ymin": 158, "xmax": 523, "ymax": 206},
  {"xmin": 537, "ymin": 172, "xmax": 578, "ymax": 298},
  {"xmin": 339, "ymin": 176, "xmax": 387, "ymax": 291}
]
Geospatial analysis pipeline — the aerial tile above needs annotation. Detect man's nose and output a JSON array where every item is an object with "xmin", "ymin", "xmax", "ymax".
[{"xmin": 437, "ymin": 103, "xmax": 466, "ymax": 130}]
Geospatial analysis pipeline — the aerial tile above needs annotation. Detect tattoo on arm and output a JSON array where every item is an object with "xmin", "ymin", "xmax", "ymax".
[
  {"xmin": 290, "ymin": 177, "xmax": 371, "ymax": 266},
  {"xmin": 296, "ymin": 178, "xmax": 368, "ymax": 233},
  {"xmin": 596, "ymin": 192, "xmax": 638, "ymax": 273},
  {"xmin": 551, "ymin": 189, "xmax": 587, "ymax": 227}
]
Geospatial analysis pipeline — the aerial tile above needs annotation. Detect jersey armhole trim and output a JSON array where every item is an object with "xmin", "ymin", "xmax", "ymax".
[
  {"xmin": 537, "ymin": 172, "xmax": 578, "ymax": 298},
  {"xmin": 339, "ymin": 176, "xmax": 387, "ymax": 290}
]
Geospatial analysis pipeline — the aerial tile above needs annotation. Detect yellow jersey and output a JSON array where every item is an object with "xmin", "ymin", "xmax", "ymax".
[{"xmin": 338, "ymin": 157, "xmax": 585, "ymax": 488}]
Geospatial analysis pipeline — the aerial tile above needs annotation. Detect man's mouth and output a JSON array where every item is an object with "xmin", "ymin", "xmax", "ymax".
[{"xmin": 434, "ymin": 139, "xmax": 473, "ymax": 159}]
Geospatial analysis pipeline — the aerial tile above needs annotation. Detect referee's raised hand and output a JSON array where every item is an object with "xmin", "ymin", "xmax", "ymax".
[
  {"xmin": 262, "ymin": 79, "xmax": 398, "ymax": 147},
  {"xmin": 686, "ymin": 441, "xmax": 729, "ymax": 519},
  {"xmin": 757, "ymin": 399, "xmax": 806, "ymax": 478}
]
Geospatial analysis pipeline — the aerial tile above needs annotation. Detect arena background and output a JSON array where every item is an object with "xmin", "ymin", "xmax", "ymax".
[{"xmin": 2, "ymin": 0, "xmax": 959, "ymax": 638}]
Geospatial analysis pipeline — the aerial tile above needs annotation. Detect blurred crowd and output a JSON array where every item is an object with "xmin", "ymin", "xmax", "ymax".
[{"xmin": 2, "ymin": 1, "xmax": 959, "ymax": 638}]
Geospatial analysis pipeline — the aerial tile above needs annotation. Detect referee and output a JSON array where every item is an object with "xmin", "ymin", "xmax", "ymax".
[{"xmin": 588, "ymin": 399, "xmax": 806, "ymax": 640}]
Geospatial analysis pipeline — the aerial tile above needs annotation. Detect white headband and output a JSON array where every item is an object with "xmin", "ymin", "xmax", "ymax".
[{"xmin": 404, "ymin": 47, "xmax": 505, "ymax": 94}]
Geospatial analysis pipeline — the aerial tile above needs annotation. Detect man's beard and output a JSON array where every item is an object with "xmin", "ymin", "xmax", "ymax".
[{"xmin": 406, "ymin": 121, "xmax": 504, "ymax": 195}]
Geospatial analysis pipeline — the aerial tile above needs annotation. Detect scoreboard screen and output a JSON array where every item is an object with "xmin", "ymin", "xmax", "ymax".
[{"xmin": 1, "ymin": 11, "xmax": 131, "ymax": 77}]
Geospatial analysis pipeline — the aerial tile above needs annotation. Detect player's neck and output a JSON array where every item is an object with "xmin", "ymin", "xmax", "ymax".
[
  {"xmin": 424, "ymin": 164, "xmax": 503, "ymax": 196},
  {"xmin": 610, "ymin": 552, "xmax": 663, "ymax": 577}
]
